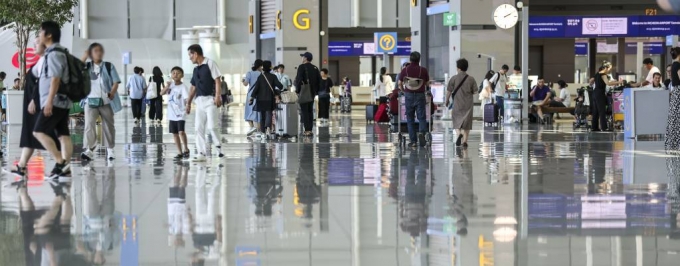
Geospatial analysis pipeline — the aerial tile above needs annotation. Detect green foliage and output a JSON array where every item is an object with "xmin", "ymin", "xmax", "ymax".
[
  {"xmin": 0, "ymin": 0, "xmax": 78, "ymax": 33},
  {"xmin": 0, "ymin": 0, "xmax": 77, "ymax": 84}
]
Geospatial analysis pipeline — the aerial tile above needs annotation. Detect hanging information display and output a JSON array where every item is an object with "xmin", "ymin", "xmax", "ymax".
[{"xmin": 530, "ymin": 15, "xmax": 680, "ymax": 38}]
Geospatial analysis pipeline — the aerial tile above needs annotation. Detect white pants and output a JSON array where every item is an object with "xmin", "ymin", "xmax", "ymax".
[{"xmin": 194, "ymin": 96, "xmax": 220, "ymax": 155}]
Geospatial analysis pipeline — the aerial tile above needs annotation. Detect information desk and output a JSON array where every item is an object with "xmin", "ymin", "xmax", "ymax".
[
  {"xmin": 623, "ymin": 88, "xmax": 670, "ymax": 139},
  {"xmin": 5, "ymin": 90, "xmax": 23, "ymax": 125},
  {"xmin": 503, "ymin": 98, "xmax": 523, "ymax": 124}
]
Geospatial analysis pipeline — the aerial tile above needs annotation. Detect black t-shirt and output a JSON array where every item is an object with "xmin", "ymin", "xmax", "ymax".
[
  {"xmin": 151, "ymin": 76, "xmax": 164, "ymax": 93},
  {"xmin": 319, "ymin": 77, "xmax": 333, "ymax": 95},
  {"xmin": 672, "ymin": 62, "xmax": 680, "ymax": 87}
]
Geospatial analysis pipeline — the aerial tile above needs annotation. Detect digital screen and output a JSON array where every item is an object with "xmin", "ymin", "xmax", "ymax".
[
  {"xmin": 430, "ymin": 83, "xmax": 446, "ymax": 103},
  {"xmin": 530, "ymin": 15, "xmax": 680, "ymax": 38},
  {"xmin": 573, "ymin": 42, "xmax": 663, "ymax": 55}
]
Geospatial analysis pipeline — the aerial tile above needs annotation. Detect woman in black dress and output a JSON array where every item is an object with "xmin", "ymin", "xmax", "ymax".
[
  {"xmin": 249, "ymin": 61, "xmax": 283, "ymax": 139},
  {"xmin": 8, "ymin": 42, "xmax": 60, "ymax": 177},
  {"xmin": 592, "ymin": 62, "xmax": 622, "ymax": 132},
  {"xmin": 149, "ymin": 66, "xmax": 165, "ymax": 125}
]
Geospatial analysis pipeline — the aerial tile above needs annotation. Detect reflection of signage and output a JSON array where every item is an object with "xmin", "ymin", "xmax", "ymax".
[
  {"xmin": 12, "ymin": 48, "xmax": 40, "ymax": 69},
  {"xmin": 276, "ymin": 11, "xmax": 281, "ymax": 30},
  {"xmin": 530, "ymin": 15, "xmax": 680, "ymax": 38},
  {"xmin": 293, "ymin": 9, "xmax": 310, "ymax": 30},
  {"xmin": 249, "ymin": 15, "xmax": 254, "ymax": 33}
]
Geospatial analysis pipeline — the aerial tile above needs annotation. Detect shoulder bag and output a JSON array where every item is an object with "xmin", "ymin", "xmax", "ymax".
[
  {"xmin": 298, "ymin": 65, "xmax": 314, "ymax": 104},
  {"xmin": 450, "ymin": 75, "xmax": 469, "ymax": 104},
  {"xmin": 404, "ymin": 67, "xmax": 424, "ymax": 91},
  {"xmin": 146, "ymin": 77, "xmax": 158, "ymax": 99}
]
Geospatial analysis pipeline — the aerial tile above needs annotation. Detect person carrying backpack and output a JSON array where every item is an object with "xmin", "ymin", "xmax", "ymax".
[
  {"xmin": 398, "ymin": 51, "xmax": 430, "ymax": 147},
  {"xmin": 33, "ymin": 21, "xmax": 79, "ymax": 179}
]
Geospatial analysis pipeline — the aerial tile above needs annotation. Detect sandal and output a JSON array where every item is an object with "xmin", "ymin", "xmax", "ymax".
[
  {"xmin": 462, "ymin": 142, "xmax": 469, "ymax": 149},
  {"xmin": 455, "ymin": 134, "xmax": 463, "ymax": 147}
]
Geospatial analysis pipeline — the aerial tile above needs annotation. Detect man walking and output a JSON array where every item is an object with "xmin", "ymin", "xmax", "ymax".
[
  {"xmin": 185, "ymin": 44, "xmax": 224, "ymax": 162},
  {"xmin": 294, "ymin": 52, "xmax": 321, "ymax": 137},
  {"xmin": 33, "ymin": 21, "xmax": 73, "ymax": 178},
  {"xmin": 490, "ymin": 64, "xmax": 509, "ymax": 119},
  {"xmin": 398, "ymin": 51, "xmax": 430, "ymax": 147}
]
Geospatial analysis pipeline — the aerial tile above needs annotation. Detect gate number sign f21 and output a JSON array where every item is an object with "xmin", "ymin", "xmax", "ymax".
[{"xmin": 374, "ymin": 32, "xmax": 397, "ymax": 53}]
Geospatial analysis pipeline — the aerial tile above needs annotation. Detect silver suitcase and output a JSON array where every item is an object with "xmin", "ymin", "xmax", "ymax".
[{"xmin": 276, "ymin": 103, "xmax": 299, "ymax": 138}]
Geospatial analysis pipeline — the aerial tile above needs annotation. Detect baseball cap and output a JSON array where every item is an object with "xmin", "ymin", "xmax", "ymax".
[{"xmin": 300, "ymin": 52, "xmax": 313, "ymax": 61}]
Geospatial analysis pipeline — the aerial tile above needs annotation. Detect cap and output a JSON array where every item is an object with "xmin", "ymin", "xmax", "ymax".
[{"xmin": 300, "ymin": 52, "xmax": 313, "ymax": 61}]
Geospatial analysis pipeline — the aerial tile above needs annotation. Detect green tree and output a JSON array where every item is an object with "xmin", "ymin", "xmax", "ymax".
[{"xmin": 0, "ymin": 0, "xmax": 78, "ymax": 85}]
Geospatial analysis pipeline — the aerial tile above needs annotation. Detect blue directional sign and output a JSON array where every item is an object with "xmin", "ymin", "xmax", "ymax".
[{"xmin": 374, "ymin": 32, "xmax": 398, "ymax": 53}]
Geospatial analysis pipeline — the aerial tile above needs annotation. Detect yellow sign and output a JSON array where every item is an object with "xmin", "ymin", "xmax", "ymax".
[
  {"xmin": 411, "ymin": 0, "xmax": 417, "ymax": 7},
  {"xmin": 276, "ymin": 10, "xmax": 282, "ymax": 30},
  {"xmin": 378, "ymin": 34, "xmax": 396, "ymax": 51},
  {"xmin": 645, "ymin": 8, "xmax": 658, "ymax": 16},
  {"xmin": 293, "ymin": 9, "xmax": 310, "ymax": 30},
  {"xmin": 249, "ymin": 15, "xmax": 254, "ymax": 33}
]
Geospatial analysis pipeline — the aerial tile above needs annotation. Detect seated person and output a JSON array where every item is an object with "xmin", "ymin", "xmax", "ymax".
[
  {"xmin": 530, "ymin": 78, "xmax": 567, "ymax": 121},
  {"xmin": 646, "ymin": 72, "xmax": 667, "ymax": 90}
]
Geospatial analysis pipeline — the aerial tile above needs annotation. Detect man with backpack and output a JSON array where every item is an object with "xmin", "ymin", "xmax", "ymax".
[
  {"xmin": 33, "ymin": 21, "xmax": 75, "ymax": 179},
  {"xmin": 489, "ymin": 64, "xmax": 509, "ymax": 119},
  {"xmin": 398, "ymin": 51, "xmax": 430, "ymax": 147}
]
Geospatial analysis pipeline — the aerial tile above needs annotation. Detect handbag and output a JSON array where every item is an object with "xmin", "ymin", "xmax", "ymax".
[
  {"xmin": 298, "ymin": 65, "xmax": 314, "ymax": 104},
  {"xmin": 146, "ymin": 79, "xmax": 158, "ymax": 99},
  {"xmin": 280, "ymin": 91, "xmax": 298, "ymax": 103}
]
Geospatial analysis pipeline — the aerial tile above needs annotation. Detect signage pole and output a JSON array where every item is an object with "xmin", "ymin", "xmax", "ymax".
[{"xmin": 521, "ymin": 6, "xmax": 529, "ymax": 121}]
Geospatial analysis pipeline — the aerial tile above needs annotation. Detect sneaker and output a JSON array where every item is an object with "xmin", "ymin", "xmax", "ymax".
[
  {"xmin": 81, "ymin": 149, "xmax": 94, "ymax": 161},
  {"xmin": 48, "ymin": 161, "xmax": 71, "ymax": 179},
  {"xmin": 246, "ymin": 127, "xmax": 257, "ymax": 136},
  {"xmin": 215, "ymin": 146, "xmax": 224, "ymax": 158},
  {"xmin": 134, "ymin": 119, "xmax": 139, "ymax": 125},
  {"xmin": 253, "ymin": 132, "xmax": 264, "ymax": 139},
  {"xmin": 190, "ymin": 153, "xmax": 207, "ymax": 162},
  {"xmin": 107, "ymin": 148, "xmax": 115, "ymax": 160},
  {"xmin": 157, "ymin": 119, "xmax": 162, "ymax": 126}
]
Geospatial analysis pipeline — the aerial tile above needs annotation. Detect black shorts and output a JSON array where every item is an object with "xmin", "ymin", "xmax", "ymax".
[
  {"xmin": 34, "ymin": 107, "xmax": 70, "ymax": 136},
  {"xmin": 169, "ymin": 120, "xmax": 186, "ymax": 134},
  {"xmin": 169, "ymin": 187, "xmax": 186, "ymax": 199}
]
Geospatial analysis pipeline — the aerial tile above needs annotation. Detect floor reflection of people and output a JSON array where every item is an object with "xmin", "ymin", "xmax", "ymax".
[
  {"xmin": 399, "ymin": 150, "xmax": 431, "ymax": 237},
  {"xmin": 251, "ymin": 145, "xmax": 282, "ymax": 217},
  {"xmin": 296, "ymin": 144, "xmax": 320, "ymax": 221},
  {"xmin": 19, "ymin": 181, "xmax": 91, "ymax": 265},
  {"xmin": 76, "ymin": 165, "xmax": 120, "ymax": 265},
  {"xmin": 168, "ymin": 163, "xmax": 190, "ymax": 248},
  {"xmin": 667, "ymin": 156, "xmax": 680, "ymax": 239},
  {"xmin": 191, "ymin": 166, "xmax": 223, "ymax": 265},
  {"xmin": 450, "ymin": 149, "xmax": 473, "ymax": 236},
  {"xmin": 589, "ymin": 143, "xmax": 606, "ymax": 190}
]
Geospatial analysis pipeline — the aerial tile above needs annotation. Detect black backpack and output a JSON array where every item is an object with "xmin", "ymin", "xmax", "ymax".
[{"xmin": 47, "ymin": 47, "xmax": 91, "ymax": 101}]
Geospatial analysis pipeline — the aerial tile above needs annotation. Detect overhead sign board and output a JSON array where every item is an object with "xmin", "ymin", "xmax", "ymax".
[
  {"xmin": 374, "ymin": 32, "xmax": 398, "ymax": 53},
  {"xmin": 530, "ymin": 15, "xmax": 680, "ymax": 38},
  {"xmin": 443, "ymin": 12, "xmax": 457, "ymax": 26},
  {"xmin": 328, "ymin": 41, "xmax": 411, "ymax": 56}
]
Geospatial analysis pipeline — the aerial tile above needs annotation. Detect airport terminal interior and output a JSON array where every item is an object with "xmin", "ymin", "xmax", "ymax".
[{"xmin": 2, "ymin": 0, "xmax": 680, "ymax": 265}]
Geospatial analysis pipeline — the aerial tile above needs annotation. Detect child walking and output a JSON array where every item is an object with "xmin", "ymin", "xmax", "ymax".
[{"xmin": 162, "ymin": 67, "xmax": 190, "ymax": 159}]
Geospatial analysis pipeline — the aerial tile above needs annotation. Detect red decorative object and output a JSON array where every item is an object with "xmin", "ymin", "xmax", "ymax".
[{"xmin": 12, "ymin": 47, "xmax": 40, "ymax": 69}]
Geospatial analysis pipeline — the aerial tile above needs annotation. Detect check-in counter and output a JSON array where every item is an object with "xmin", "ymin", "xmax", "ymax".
[{"xmin": 623, "ymin": 88, "xmax": 670, "ymax": 139}]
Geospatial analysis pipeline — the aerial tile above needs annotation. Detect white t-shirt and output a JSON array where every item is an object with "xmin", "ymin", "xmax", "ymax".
[
  {"xmin": 559, "ymin": 88, "xmax": 571, "ymax": 107},
  {"xmin": 489, "ymin": 72, "xmax": 508, "ymax": 95},
  {"xmin": 645, "ymin": 66, "xmax": 661, "ymax": 83},
  {"xmin": 167, "ymin": 83, "xmax": 189, "ymax": 121},
  {"xmin": 89, "ymin": 64, "xmax": 110, "ymax": 105}
]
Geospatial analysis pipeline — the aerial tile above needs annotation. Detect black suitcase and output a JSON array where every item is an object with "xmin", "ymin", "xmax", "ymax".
[{"xmin": 366, "ymin": 104, "xmax": 378, "ymax": 122}]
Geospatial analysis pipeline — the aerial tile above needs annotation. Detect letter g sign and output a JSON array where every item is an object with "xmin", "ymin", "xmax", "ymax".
[{"xmin": 293, "ymin": 9, "xmax": 310, "ymax": 30}]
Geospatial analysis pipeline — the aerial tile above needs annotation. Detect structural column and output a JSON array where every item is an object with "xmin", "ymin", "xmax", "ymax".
[
  {"xmin": 248, "ymin": 0, "xmax": 261, "ymax": 64},
  {"xmin": 410, "ymin": 0, "xmax": 428, "ymax": 69},
  {"xmin": 275, "ymin": 0, "xmax": 328, "ymax": 68},
  {"xmin": 81, "ymin": 0, "xmax": 89, "ymax": 39},
  {"xmin": 218, "ymin": 0, "xmax": 227, "ymax": 42}
]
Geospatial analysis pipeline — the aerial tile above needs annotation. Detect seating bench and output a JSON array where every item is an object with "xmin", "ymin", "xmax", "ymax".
[{"xmin": 540, "ymin": 106, "xmax": 575, "ymax": 114}]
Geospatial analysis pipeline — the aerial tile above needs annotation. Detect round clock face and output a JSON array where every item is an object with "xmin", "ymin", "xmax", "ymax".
[{"xmin": 493, "ymin": 4, "xmax": 519, "ymax": 29}]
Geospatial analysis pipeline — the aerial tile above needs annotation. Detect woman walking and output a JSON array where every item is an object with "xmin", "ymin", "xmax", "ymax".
[
  {"xmin": 318, "ymin": 68, "xmax": 333, "ymax": 124},
  {"xmin": 249, "ymin": 61, "xmax": 283, "ymax": 139},
  {"xmin": 444, "ymin": 59, "xmax": 478, "ymax": 148},
  {"xmin": 79, "ymin": 43, "xmax": 122, "ymax": 161},
  {"xmin": 127, "ymin": 67, "xmax": 146, "ymax": 123},
  {"xmin": 479, "ymin": 70, "xmax": 495, "ymax": 118},
  {"xmin": 666, "ymin": 47, "xmax": 680, "ymax": 152},
  {"xmin": 148, "ymin": 67, "xmax": 165, "ymax": 125},
  {"xmin": 374, "ymin": 67, "xmax": 393, "ymax": 100},
  {"xmin": 242, "ymin": 59, "xmax": 263, "ymax": 136},
  {"xmin": 7, "ymin": 41, "xmax": 61, "ymax": 176}
]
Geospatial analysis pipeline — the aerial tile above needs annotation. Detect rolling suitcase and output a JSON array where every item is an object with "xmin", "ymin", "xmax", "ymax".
[
  {"xmin": 276, "ymin": 103, "xmax": 299, "ymax": 138},
  {"xmin": 484, "ymin": 103, "xmax": 499, "ymax": 126},
  {"xmin": 366, "ymin": 104, "xmax": 378, "ymax": 122},
  {"xmin": 340, "ymin": 96, "xmax": 351, "ymax": 113},
  {"xmin": 374, "ymin": 103, "xmax": 390, "ymax": 123}
]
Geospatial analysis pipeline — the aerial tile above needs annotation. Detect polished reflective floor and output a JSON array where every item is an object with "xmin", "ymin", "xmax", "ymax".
[{"xmin": 1, "ymin": 105, "xmax": 679, "ymax": 266}]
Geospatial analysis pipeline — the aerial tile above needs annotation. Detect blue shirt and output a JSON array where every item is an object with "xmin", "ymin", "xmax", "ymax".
[
  {"xmin": 127, "ymin": 74, "xmax": 146, "ymax": 100},
  {"xmin": 532, "ymin": 85, "xmax": 551, "ymax": 102}
]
